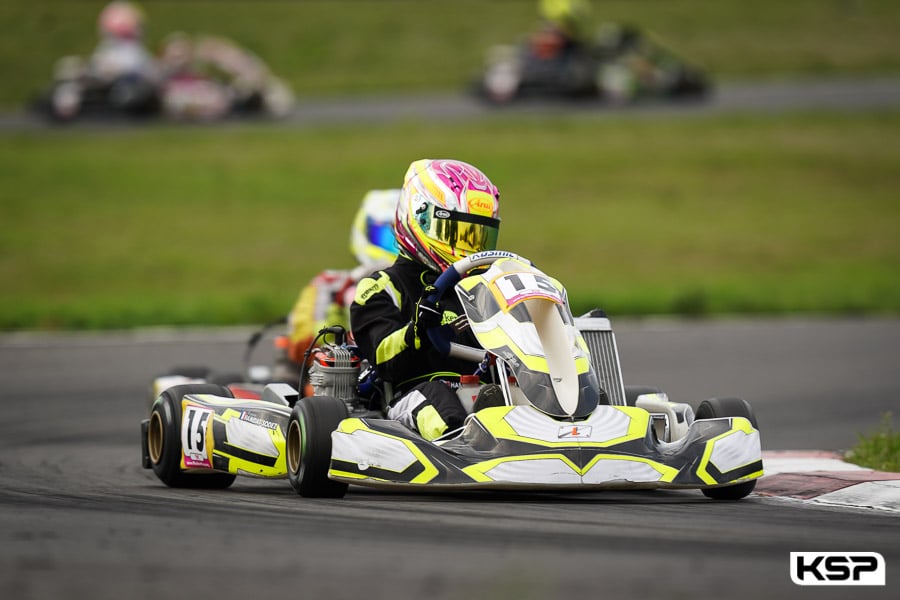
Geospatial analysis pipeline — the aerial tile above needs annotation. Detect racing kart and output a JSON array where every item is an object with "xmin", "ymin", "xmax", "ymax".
[
  {"xmin": 31, "ymin": 55, "xmax": 161, "ymax": 122},
  {"xmin": 156, "ymin": 34, "xmax": 296, "ymax": 122},
  {"xmin": 32, "ymin": 35, "xmax": 295, "ymax": 123},
  {"xmin": 475, "ymin": 23, "xmax": 710, "ymax": 105},
  {"xmin": 141, "ymin": 251, "xmax": 762, "ymax": 500}
]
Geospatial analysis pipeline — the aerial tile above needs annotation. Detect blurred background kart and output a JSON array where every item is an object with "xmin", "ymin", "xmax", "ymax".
[
  {"xmin": 476, "ymin": 21, "xmax": 710, "ymax": 106},
  {"xmin": 30, "ymin": 1, "xmax": 160, "ymax": 121},
  {"xmin": 157, "ymin": 32, "xmax": 295, "ymax": 121},
  {"xmin": 29, "ymin": 2, "xmax": 294, "ymax": 122}
]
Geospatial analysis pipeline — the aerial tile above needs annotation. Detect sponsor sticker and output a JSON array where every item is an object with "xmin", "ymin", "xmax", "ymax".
[
  {"xmin": 181, "ymin": 404, "xmax": 214, "ymax": 469},
  {"xmin": 558, "ymin": 425, "xmax": 592, "ymax": 439},
  {"xmin": 471, "ymin": 250, "xmax": 517, "ymax": 260},
  {"xmin": 790, "ymin": 552, "xmax": 885, "ymax": 586},
  {"xmin": 239, "ymin": 410, "xmax": 280, "ymax": 430},
  {"xmin": 466, "ymin": 191, "xmax": 496, "ymax": 216}
]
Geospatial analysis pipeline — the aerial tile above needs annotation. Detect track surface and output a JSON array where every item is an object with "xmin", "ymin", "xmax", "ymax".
[
  {"xmin": 2, "ymin": 77, "xmax": 897, "ymax": 599},
  {"xmin": 3, "ymin": 76, "xmax": 900, "ymax": 131},
  {"xmin": 1, "ymin": 318, "xmax": 897, "ymax": 599}
]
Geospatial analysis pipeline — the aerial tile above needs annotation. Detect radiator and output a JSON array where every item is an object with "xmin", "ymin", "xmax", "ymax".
[{"xmin": 574, "ymin": 315, "xmax": 627, "ymax": 406}]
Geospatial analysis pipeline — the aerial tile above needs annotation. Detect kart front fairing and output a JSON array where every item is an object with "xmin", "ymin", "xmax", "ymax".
[
  {"xmin": 328, "ymin": 404, "xmax": 762, "ymax": 491},
  {"xmin": 455, "ymin": 257, "xmax": 601, "ymax": 419}
]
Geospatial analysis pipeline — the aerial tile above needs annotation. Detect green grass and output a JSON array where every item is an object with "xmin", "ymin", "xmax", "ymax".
[
  {"xmin": 2, "ymin": 0, "xmax": 900, "ymax": 108},
  {"xmin": 2, "ymin": 1, "xmax": 899, "ymax": 330},
  {"xmin": 847, "ymin": 413, "xmax": 900, "ymax": 472},
  {"xmin": 1, "ymin": 109, "xmax": 898, "ymax": 330}
]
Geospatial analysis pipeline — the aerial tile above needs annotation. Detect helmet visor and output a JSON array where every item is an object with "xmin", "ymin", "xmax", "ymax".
[
  {"xmin": 367, "ymin": 217, "xmax": 399, "ymax": 254},
  {"xmin": 419, "ymin": 206, "xmax": 500, "ymax": 255}
]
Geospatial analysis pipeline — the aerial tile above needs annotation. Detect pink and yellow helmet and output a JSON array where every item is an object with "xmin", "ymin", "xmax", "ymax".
[{"xmin": 395, "ymin": 159, "xmax": 501, "ymax": 272}]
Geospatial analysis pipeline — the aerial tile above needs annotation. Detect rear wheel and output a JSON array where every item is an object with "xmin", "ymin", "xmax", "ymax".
[
  {"xmin": 208, "ymin": 371, "xmax": 244, "ymax": 386},
  {"xmin": 696, "ymin": 397, "xmax": 758, "ymax": 500},
  {"xmin": 624, "ymin": 385, "xmax": 663, "ymax": 407},
  {"xmin": 287, "ymin": 396, "xmax": 349, "ymax": 498},
  {"xmin": 163, "ymin": 365, "xmax": 211, "ymax": 379},
  {"xmin": 148, "ymin": 383, "xmax": 237, "ymax": 489}
]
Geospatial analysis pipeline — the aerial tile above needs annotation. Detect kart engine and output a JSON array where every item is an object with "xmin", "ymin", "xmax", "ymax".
[{"xmin": 307, "ymin": 344, "xmax": 362, "ymax": 410}]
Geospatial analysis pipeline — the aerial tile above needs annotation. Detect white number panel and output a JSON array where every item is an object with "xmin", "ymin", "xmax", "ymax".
[
  {"xmin": 181, "ymin": 404, "xmax": 214, "ymax": 469},
  {"xmin": 492, "ymin": 272, "xmax": 563, "ymax": 308}
]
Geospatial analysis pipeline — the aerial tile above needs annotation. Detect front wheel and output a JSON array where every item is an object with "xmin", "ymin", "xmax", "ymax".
[
  {"xmin": 148, "ymin": 383, "xmax": 237, "ymax": 489},
  {"xmin": 287, "ymin": 396, "xmax": 349, "ymax": 498},
  {"xmin": 696, "ymin": 397, "xmax": 759, "ymax": 500}
]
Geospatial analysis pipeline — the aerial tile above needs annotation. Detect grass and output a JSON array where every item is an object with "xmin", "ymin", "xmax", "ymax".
[
  {"xmin": 2, "ymin": 0, "xmax": 900, "ymax": 108},
  {"xmin": 1, "ymin": 109, "xmax": 898, "ymax": 330},
  {"xmin": 1, "ymin": 1, "xmax": 899, "ymax": 330},
  {"xmin": 847, "ymin": 413, "xmax": 900, "ymax": 472}
]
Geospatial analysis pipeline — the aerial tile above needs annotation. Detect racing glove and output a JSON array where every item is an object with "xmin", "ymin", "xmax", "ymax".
[{"xmin": 408, "ymin": 287, "xmax": 443, "ymax": 349}]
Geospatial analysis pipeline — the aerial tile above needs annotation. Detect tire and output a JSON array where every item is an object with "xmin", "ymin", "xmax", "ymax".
[
  {"xmin": 696, "ymin": 397, "xmax": 758, "ymax": 428},
  {"xmin": 695, "ymin": 396, "xmax": 758, "ymax": 500},
  {"xmin": 624, "ymin": 385, "xmax": 663, "ymax": 407},
  {"xmin": 147, "ymin": 383, "xmax": 237, "ymax": 489},
  {"xmin": 287, "ymin": 396, "xmax": 349, "ymax": 498},
  {"xmin": 164, "ymin": 365, "xmax": 212, "ymax": 379},
  {"xmin": 147, "ymin": 365, "xmax": 213, "ymax": 410},
  {"xmin": 208, "ymin": 371, "xmax": 244, "ymax": 386}
]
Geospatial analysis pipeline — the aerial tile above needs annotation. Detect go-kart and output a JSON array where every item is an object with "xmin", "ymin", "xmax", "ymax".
[
  {"xmin": 141, "ymin": 251, "xmax": 762, "ymax": 500},
  {"xmin": 156, "ymin": 34, "xmax": 296, "ymax": 122},
  {"xmin": 32, "ymin": 35, "xmax": 295, "ymax": 124},
  {"xmin": 476, "ymin": 23, "xmax": 710, "ymax": 105},
  {"xmin": 31, "ymin": 54, "xmax": 161, "ymax": 122}
]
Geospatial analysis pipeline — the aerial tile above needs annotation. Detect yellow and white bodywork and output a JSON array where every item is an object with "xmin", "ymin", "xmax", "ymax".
[
  {"xmin": 328, "ymin": 403, "xmax": 761, "ymax": 490},
  {"xmin": 327, "ymin": 255, "xmax": 762, "ymax": 491}
]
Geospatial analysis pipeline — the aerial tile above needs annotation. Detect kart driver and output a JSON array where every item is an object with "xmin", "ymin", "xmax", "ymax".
[
  {"xmin": 271, "ymin": 189, "xmax": 401, "ymax": 382},
  {"xmin": 532, "ymin": 0, "xmax": 593, "ymax": 59},
  {"xmin": 350, "ymin": 159, "xmax": 502, "ymax": 441},
  {"xmin": 89, "ymin": 2, "xmax": 159, "ymax": 94}
]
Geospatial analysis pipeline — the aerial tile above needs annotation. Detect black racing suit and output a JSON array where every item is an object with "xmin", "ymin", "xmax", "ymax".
[{"xmin": 349, "ymin": 255, "xmax": 480, "ymax": 439}]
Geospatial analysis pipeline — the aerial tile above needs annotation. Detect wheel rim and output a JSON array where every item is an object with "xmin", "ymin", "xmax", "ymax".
[
  {"xmin": 287, "ymin": 419, "xmax": 302, "ymax": 474},
  {"xmin": 148, "ymin": 412, "xmax": 164, "ymax": 464}
]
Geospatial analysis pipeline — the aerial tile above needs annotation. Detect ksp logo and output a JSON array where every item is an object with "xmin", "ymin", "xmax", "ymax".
[{"xmin": 790, "ymin": 552, "xmax": 885, "ymax": 586}]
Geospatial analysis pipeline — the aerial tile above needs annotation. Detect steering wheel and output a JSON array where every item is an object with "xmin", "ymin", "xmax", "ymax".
[{"xmin": 424, "ymin": 250, "xmax": 531, "ymax": 360}]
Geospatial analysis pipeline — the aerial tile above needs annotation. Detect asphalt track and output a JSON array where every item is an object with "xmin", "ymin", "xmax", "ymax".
[
  {"xmin": 1, "ymin": 318, "xmax": 898, "ymax": 600},
  {"xmin": 3, "ymin": 75, "xmax": 900, "ymax": 131},
  {"xmin": 2, "ymin": 77, "xmax": 899, "ymax": 598}
]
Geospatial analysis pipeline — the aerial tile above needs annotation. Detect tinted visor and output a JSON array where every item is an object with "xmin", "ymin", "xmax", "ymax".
[
  {"xmin": 367, "ymin": 217, "xmax": 399, "ymax": 254},
  {"xmin": 419, "ymin": 206, "xmax": 500, "ymax": 254}
]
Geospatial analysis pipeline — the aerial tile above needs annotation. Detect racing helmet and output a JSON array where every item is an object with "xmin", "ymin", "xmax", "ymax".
[
  {"xmin": 98, "ymin": 2, "xmax": 145, "ymax": 40},
  {"xmin": 539, "ymin": 0, "xmax": 592, "ymax": 38},
  {"xmin": 350, "ymin": 189, "xmax": 401, "ymax": 267},
  {"xmin": 159, "ymin": 32, "xmax": 195, "ymax": 72},
  {"xmin": 395, "ymin": 159, "xmax": 501, "ymax": 273}
]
